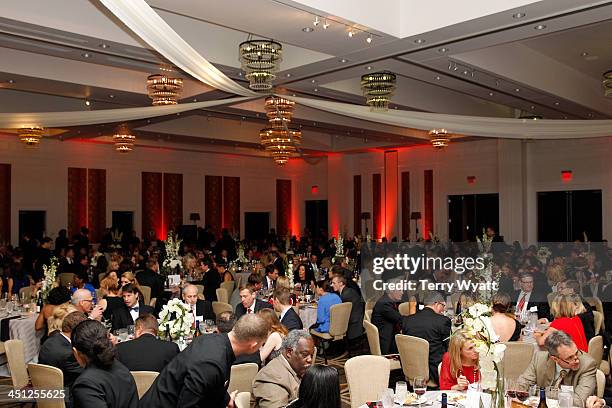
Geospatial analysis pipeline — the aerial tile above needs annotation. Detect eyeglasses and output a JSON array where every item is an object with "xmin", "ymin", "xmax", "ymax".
[
  {"xmin": 82, "ymin": 299, "xmax": 93, "ymax": 303},
  {"xmin": 555, "ymin": 349, "xmax": 582, "ymax": 364}
]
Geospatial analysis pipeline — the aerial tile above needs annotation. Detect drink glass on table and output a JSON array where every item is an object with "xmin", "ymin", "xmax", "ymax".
[
  {"xmin": 546, "ymin": 387, "xmax": 559, "ymax": 408},
  {"xmin": 413, "ymin": 377, "xmax": 426, "ymax": 408},
  {"xmin": 395, "ymin": 381, "xmax": 408, "ymax": 402},
  {"xmin": 505, "ymin": 378, "xmax": 517, "ymax": 399}
]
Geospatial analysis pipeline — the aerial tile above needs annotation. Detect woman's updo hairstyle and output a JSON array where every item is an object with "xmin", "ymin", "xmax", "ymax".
[{"xmin": 71, "ymin": 320, "xmax": 116, "ymax": 369}]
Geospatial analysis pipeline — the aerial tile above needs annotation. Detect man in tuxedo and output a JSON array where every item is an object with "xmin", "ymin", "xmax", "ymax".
[
  {"xmin": 401, "ymin": 292, "xmax": 451, "ymax": 385},
  {"xmin": 140, "ymin": 314, "xmax": 270, "ymax": 408},
  {"xmin": 116, "ymin": 314, "xmax": 179, "ymax": 372},
  {"xmin": 182, "ymin": 284, "xmax": 215, "ymax": 323},
  {"xmin": 262, "ymin": 264, "xmax": 279, "ymax": 291},
  {"xmin": 514, "ymin": 272, "xmax": 550, "ymax": 320},
  {"xmin": 331, "ymin": 273, "xmax": 365, "ymax": 341},
  {"xmin": 271, "ymin": 251, "xmax": 285, "ymax": 276},
  {"xmin": 136, "ymin": 259, "xmax": 165, "ymax": 301},
  {"xmin": 235, "ymin": 284, "xmax": 273, "ymax": 319},
  {"xmin": 307, "ymin": 254, "xmax": 320, "ymax": 280},
  {"xmin": 38, "ymin": 311, "xmax": 87, "ymax": 388},
  {"xmin": 273, "ymin": 287, "xmax": 303, "ymax": 331},
  {"xmin": 202, "ymin": 259, "xmax": 221, "ymax": 301},
  {"xmin": 371, "ymin": 282, "xmax": 403, "ymax": 354},
  {"xmin": 59, "ymin": 247, "xmax": 77, "ymax": 274},
  {"xmin": 34, "ymin": 237, "xmax": 53, "ymax": 280},
  {"xmin": 111, "ymin": 283, "xmax": 155, "ymax": 331}
]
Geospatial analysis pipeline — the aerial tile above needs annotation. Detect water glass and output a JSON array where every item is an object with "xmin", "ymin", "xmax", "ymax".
[
  {"xmin": 558, "ymin": 391, "xmax": 571, "ymax": 408},
  {"xmin": 546, "ymin": 387, "xmax": 559, "ymax": 408},
  {"xmin": 0, "ymin": 298, "xmax": 6, "ymax": 309},
  {"xmin": 377, "ymin": 388, "xmax": 394, "ymax": 408},
  {"xmin": 395, "ymin": 381, "xmax": 408, "ymax": 402},
  {"xmin": 6, "ymin": 301, "xmax": 14, "ymax": 313},
  {"xmin": 127, "ymin": 325, "xmax": 135, "ymax": 337},
  {"xmin": 117, "ymin": 328, "xmax": 128, "ymax": 342}
]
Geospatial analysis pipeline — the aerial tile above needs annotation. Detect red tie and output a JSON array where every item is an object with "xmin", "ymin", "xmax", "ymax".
[
  {"xmin": 247, "ymin": 308, "xmax": 252, "ymax": 314},
  {"xmin": 518, "ymin": 293, "xmax": 527, "ymax": 312}
]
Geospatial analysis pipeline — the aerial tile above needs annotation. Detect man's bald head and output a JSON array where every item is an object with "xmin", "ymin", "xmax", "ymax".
[{"xmin": 71, "ymin": 288, "xmax": 93, "ymax": 313}]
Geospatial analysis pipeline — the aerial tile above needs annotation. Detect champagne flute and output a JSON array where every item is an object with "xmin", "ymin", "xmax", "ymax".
[{"xmin": 413, "ymin": 377, "xmax": 426, "ymax": 408}]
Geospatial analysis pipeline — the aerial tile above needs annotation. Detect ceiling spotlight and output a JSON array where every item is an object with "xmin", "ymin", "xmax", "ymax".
[
  {"xmin": 98, "ymin": 43, "xmax": 110, "ymax": 49},
  {"xmin": 109, "ymin": 94, "xmax": 115, "ymax": 99},
  {"xmin": 302, "ymin": 27, "xmax": 314, "ymax": 32},
  {"xmin": 238, "ymin": 72, "xmax": 243, "ymax": 76},
  {"xmin": 438, "ymin": 47, "xmax": 448, "ymax": 53},
  {"xmin": 82, "ymin": 53, "xmax": 91, "ymax": 58},
  {"xmin": 85, "ymin": 99, "xmax": 91, "ymax": 106},
  {"xmin": 515, "ymin": 88, "xmax": 520, "ymax": 92},
  {"xmin": 340, "ymin": 58, "xmax": 348, "ymax": 63},
  {"xmin": 554, "ymin": 101, "xmax": 560, "ymax": 106},
  {"xmin": 311, "ymin": 79, "xmax": 316, "ymax": 83},
  {"xmin": 534, "ymin": 24, "xmax": 547, "ymax": 30},
  {"xmin": 513, "ymin": 12, "xmax": 526, "ymax": 19},
  {"xmin": 366, "ymin": 35, "xmax": 372, "ymax": 44},
  {"xmin": 414, "ymin": 39, "xmax": 425, "ymax": 44},
  {"xmin": 7, "ymin": 79, "xmax": 15, "ymax": 84},
  {"xmin": 434, "ymin": 75, "xmax": 441, "ymax": 80},
  {"xmin": 313, "ymin": 88, "xmax": 318, "ymax": 92},
  {"xmin": 323, "ymin": 20, "xmax": 329, "ymax": 29},
  {"xmin": 286, "ymin": 73, "xmax": 292, "ymax": 77},
  {"xmin": 313, "ymin": 16, "xmax": 319, "ymax": 27},
  {"xmin": 348, "ymin": 30, "xmax": 355, "ymax": 38},
  {"xmin": 530, "ymin": 105, "xmax": 535, "ymax": 110},
  {"xmin": 453, "ymin": 65, "xmax": 458, "ymax": 71},
  {"xmin": 580, "ymin": 51, "xmax": 589, "ymax": 57},
  {"xmin": 462, "ymin": 70, "xmax": 469, "ymax": 75},
  {"xmin": 367, "ymin": 66, "xmax": 372, "ymax": 70},
  {"xmin": 488, "ymin": 92, "xmax": 494, "ymax": 96},
  {"xmin": 193, "ymin": 98, "xmax": 198, "ymax": 102}
]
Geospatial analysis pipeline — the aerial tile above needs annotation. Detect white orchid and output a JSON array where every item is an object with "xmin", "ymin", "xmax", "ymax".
[
  {"xmin": 468, "ymin": 303, "xmax": 489, "ymax": 318},
  {"xmin": 158, "ymin": 298, "xmax": 193, "ymax": 341}
]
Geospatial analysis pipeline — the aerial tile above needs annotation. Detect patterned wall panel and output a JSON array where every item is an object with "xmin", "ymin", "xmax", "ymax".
[
  {"xmin": 68, "ymin": 167, "xmax": 87, "ymax": 238},
  {"xmin": 0, "ymin": 164, "xmax": 10, "ymax": 243},
  {"xmin": 372, "ymin": 173, "xmax": 382, "ymax": 239},
  {"xmin": 205, "ymin": 175, "xmax": 223, "ymax": 237},
  {"xmin": 142, "ymin": 172, "xmax": 163, "ymax": 240},
  {"xmin": 424, "ymin": 169, "xmax": 434, "ymax": 240},
  {"xmin": 276, "ymin": 179, "xmax": 292, "ymax": 237},
  {"xmin": 353, "ymin": 175, "xmax": 361, "ymax": 236},
  {"xmin": 87, "ymin": 169, "xmax": 106, "ymax": 243},
  {"xmin": 223, "ymin": 176, "xmax": 240, "ymax": 236},
  {"xmin": 163, "ymin": 173, "xmax": 183, "ymax": 234}
]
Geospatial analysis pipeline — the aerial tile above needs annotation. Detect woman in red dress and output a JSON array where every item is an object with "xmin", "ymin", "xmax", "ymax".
[
  {"xmin": 535, "ymin": 294, "xmax": 588, "ymax": 352},
  {"xmin": 439, "ymin": 330, "xmax": 481, "ymax": 390}
]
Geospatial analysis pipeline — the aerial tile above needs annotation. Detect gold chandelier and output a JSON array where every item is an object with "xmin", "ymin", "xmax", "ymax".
[
  {"xmin": 239, "ymin": 39, "xmax": 282, "ymax": 91},
  {"xmin": 429, "ymin": 128, "xmax": 451, "ymax": 149},
  {"xmin": 260, "ymin": 96, "xmax": 301, "ymax": 165},
  {"xmin": 112, "ymin": 128, "xmax": 136, "ymax": 153},
  {"xmin": 361, "ymin": 71, "xmax": 397, "ymax": 111},
  {"xmin": 147, "ymin": 74, "xmax": 183, "ymax": 105},
  {"xmin": 603, "ymin": 71, "xmax": 612, "ymax": 97},
  {"xmin": 18, "ymin": 126, "xmax": 44, "ymax": 147}
]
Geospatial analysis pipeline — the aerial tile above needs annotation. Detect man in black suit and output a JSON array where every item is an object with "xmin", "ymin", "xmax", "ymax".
[
  {"xmin": 401, "ymin": 292, "xmax": 451, "ymax": 385},
  {"xmin": 182, "ymin": 284, "xmax": 215, "ymax": 324},
  {"xmin": 271, "ymin": 251, "xmax": 285, "ymax": 276},
  {"xmin": 140, "ymin": 314, "xmax": 271, "ymax": 408},
  {"xmin": 331, "ymin": 273, "xmax": 365, "ymax": 341},
  {"xmin": 262, "ymin": 264, "xmax": 279, "ymax": 291},
  {"xmin": 111, "ymin": 283, "xmax": 155, "ymax": 331},
  {"xmin": 38, "ymin": 311, "xmax": 87, "ymax": 388},
  {"xmin": 136, "ymin": 259, "xmax": 165, "ymax": 301},
  {"xmin": 371, "ymin": 283, "xmax": 403, "ymax": 354},
  {"xmin": 116, "ymin": 314, "xmax": 179, "ymax": 372},
  {"xmin": 273, "ymin": 287, "xmax": 303, "ymax": 331},
  {"xmin": 202, "ymin": 259, "xmax": 221, "ymax": 301},
  {"xmin": 513, "ymin": 272, "xmax": 550, "ymax": 320},
  {"xmin": 307, "ymin": 254, "xmax": 320, "ymax": 280},
  {"xmin": 235, "ymin": 283, "xmax": 273, "ymax": 319}
]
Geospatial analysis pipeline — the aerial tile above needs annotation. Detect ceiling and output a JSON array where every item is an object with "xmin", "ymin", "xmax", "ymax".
[{"xmin": 1, "ymin": 0, "xmax": 612, "ymax": 159}]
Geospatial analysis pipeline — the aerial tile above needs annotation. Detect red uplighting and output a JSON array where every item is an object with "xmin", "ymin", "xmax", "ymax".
[
  {"xmin": 311, "ymin": 185, "xmax": 318, "ymax": 194},
  {"xmin": 467, "ymin": 176, "xmax": 476, "ymax": 184},
  {"xmin": 561, "ymin": 170, "xmax": 572, "ymax": 182}
]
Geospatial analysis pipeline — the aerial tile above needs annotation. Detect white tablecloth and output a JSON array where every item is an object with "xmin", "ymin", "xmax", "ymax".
[
  {"xmin": 298, "ymin": 305, "xmax": 317, "ymax": 329},
  {"xmin": 10, "ymin": 314, "xmax": 43, "ymax": 363}
]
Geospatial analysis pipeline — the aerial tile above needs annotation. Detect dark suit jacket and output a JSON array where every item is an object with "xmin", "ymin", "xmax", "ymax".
[
  {"xmin": 235, "ymin": 299, "xmax": 273, "ymax": 320},
  {"xmin": 140, "ymin": 333, "xmax": 235, "ymax": 407},
  {"xmin": 71, "ymin": 360, "xmax": 138, "ymax": 408},
  {"xmin": 111, "ymin": 301, "xmax": 155, "ymax": 331},
  {"xmin": 116, "ymin": 333, "xmax": 179, "ymax": 372},
  {"xmin": 339, "ymin": 287, "xmax": 365, "ymax": 340},
  {"xmin": 513, "ymin": 290, "xmax": 551, "ymax": 320},
  {"xmin": 261, "ymin": 276, "xmax": 276, "ymax": 291},
  {"xmin": 371, "ymin": 294, "xmax": 402, "ymax": 355},
  {"xmin": 136, "ymin": 269, "xmax": 165, "ymax": 300},
  {"xmin": 194, "ymin": 299, "xmax": 216, "ymax": 322},
  {"xmin": 280, "ymin": 307, "xmax": 303, "ymax": 331},
  {"xmin": 38, "ymin": 331, "xmax": 83, "ymax": 387},
  {"xmin": 203, "ymin": 268, "xmax": 222, "ymax": 301},
  {"xmin": 272, "ymin": 257, "xmax": 285, "ymax": 276},
  {"xmin": 401, "ymin": 307, "xmax": 451, "ymax": 384}
]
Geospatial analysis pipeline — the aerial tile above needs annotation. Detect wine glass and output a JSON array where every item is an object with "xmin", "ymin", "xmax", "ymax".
[{"xmin": 413, "ymin": 377, "xmax": 426, "ymax": 408}]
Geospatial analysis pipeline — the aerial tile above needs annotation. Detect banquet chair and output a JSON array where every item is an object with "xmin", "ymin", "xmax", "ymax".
[
  {"xmin": 59, "ymin": 273, "xmax": 74, "ymax": 288},
  {"xmin": 234, "ymin": 392, "xmax": 251, "ymax": 408},
  {"xmin": 195, "ymin": 284, "xmax": 205, "ymax": 297},
  {"xmin": 365, "ymin": 299, "xmax": 377, "ymax": 312},
  {"xmin": 593, "ymin": 311, "xmax": 603, "ymax": 335},
  {"xmin": 345, "ymin": 355, "xmax": 390, "ymax": 408},
  {"xmin": 364, "ymin": 309, "xmax": 372, "ymax": 322},
  {"xmin": 588, "ymin": 336, "xmax": 604, "ymax": 368},
  {"xmin": 596, "ymin": 369, "xmax": 605, "ymax": 398},
  {"xmin": 98, "ymin": 272, "xmax": 106, "ymax": 285},
  {"xmin": 310, "ymin": 302, "xmax": 352, "ymax": 364},
  {"xmin": 500, "ymin": 342, "xmax": 534, "ymax": 379},
  {"xmin": 586, "ymin": 297, "xmax": 604, "ymax": 316},
  {"xmin": 395, "ymin": 334, "xmax": 435, "ymax": 387},
  {"xmin": 28, "ymin": 363, "xmax": 65, "ymax": 408},
  {"xmin": 220, "ymin": 281, "xmax": 235, "ymax": 302},
  {"xmin": 216, "ymin": 287, "xmax": 229, "ymax": 304},
  {"xmin": 228, "ymin": 363, "xmax": 259, "ymax": 394},
  {"xmin": 212, "ymin": 301, "xmax": 233, "ymax": 316},
  {"xmin": 131, "ymin": 371, "xmax": 159, "ymax": 398},
  {"xmin": 398, "ymin": 301, "xmax": 416, "ymax": 317},
  {"xmin": 149, "ymin": 297, "xmax": 157, "ymax": 308},
  {"xmin": 18, "ymin": 286, "xmax": 32, "ymax": 301},
  {"xmin": 363, "ymin": 320, "xmax": 401, "ymax": 371},
  {"xmin": 5, "ymin": 339, "xmax": 29, "ymax": 389},
  {"xmin": 139, "ymin": 285, "xmax": 151, "ymax": 306}
]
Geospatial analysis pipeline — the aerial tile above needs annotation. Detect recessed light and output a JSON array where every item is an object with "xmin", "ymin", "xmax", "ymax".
[
  {"xmin": 302, "ymin": 27, "xmax": 314, "ymax": 33},
  {"xmin": 238, "ymin": 72, "xmax": 243, "ymax": 77},
  {"xmin": 313, "ymin": 88, "xmax": 318, "ymax": 92},
  {"xmin": 488, "ymin": 92, "xmax": 494, "ymax": 96},
  {"xmin": 534, "ymin": 24, "xmax": 547, "ymax": 30},
  {"xmin": 366, "ymin": 35, "xmax": 372, "ymax": 44},
  {"xmin": 513, "ymin": 12, "xmax": 526, "ymax": 19},
  {"xmin": 580, "ymin": 52, "xmax": 589, "ymax": 57},
  {"xmin": 434, "ymin": 75, "xmax": 441, "ymax": 80},
  {"xmin": 82, "ymin": 53, "xmax": 91, "ymax": 58},
  {"xmin": 515, "ymin": 88, "xmax": 520, "ymax": 92},
  {"xmin": 530, "ymin": 105, "xmax": 535, "ymax": 110},
  {"xmin": 348, "ymin": 31, "xmax": 355, "ymax": 38},
  {"xmin": 554, "ymin": 102, "xmax": 560, "ymax": 106},
  {"xmin": 193, "ymin": 98, "xmax": 198, "ymax": 102},
  {"xmin": 340, "ymin": 58, "xmax": 348, "ymax": 63},
  {"xmin": 462, "ymin": 70, "xmax": 469, "ymax": 75},
  {"xmin": 85, "ymin": 99, "xmax": 91, "ymax": 106},
  {"xmin": 7, "ymin": 79, "xmax": 15, "ymax": 84},
  {"xmin": 438, "ymin": 47, "xmax": 448, "ymax": 53},
  {"xmin": 311, "ymin": 79, "xmax": 316, "ymax": 83},
  {"xmin": 367, "ymin": 66, "xmax": 372, "ymax": 70},
  {"xmin": 414, "ymin": 39, "xmax": 425, "ymax": 44},
  {"xmin": 98, "ymin": 43, "xmax": 110, "ymax": 49},
  {"xmin": 286, "ymin": 73, "xmax": 291, "ymax": 77},
  {"xmin": 108, "ymin": 94, "xmax": 115, "ymax": 99}
]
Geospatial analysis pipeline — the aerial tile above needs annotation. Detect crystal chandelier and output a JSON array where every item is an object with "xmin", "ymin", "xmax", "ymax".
[
  {"xmin": 603, "ymin": 70, "xmax": 612, "ymax": 97},
  {"xmin": 360, "ymin": 71, "xmax": 397, "ymax": 111},
  {"xmin": 147, "ymin": 74, "xmax": 183, "ymax": 105},
  {"xmin": 260, "ymin": 96, "xmax": 301, "ymax": 165},
  {"xmin": 429, "ymin": 128, "xmax": 451, "ymax": 149},
  {"xmin": 18, "ymin": 126, "xmax": 44, "ymax": 147},
  {"xmin": 239, "ymin": 39, "xmax": 282, "ymax": 91},
  {"xmin": 112, "ymin": 128, "xmax": 136, "ymax": 153}
]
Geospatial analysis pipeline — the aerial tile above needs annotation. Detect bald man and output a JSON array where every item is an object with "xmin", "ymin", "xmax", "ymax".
[{"xmin": 182, "ymin": 284, "xmax": 215, "ymax": 326}]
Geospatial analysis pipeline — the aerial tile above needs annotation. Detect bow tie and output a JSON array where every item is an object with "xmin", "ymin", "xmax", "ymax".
[{"xmin": 130, "ymin": 306, "xmax": 139, "ymax": 312}]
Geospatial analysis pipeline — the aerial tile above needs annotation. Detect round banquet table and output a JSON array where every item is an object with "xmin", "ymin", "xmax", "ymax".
[
  {"xmin": 298, "ymin": 304, "xmax": 317, "ymax": 329},
  {"xmin": 10, "ymin": 313, "xmax": 44, "ymax": 363}
]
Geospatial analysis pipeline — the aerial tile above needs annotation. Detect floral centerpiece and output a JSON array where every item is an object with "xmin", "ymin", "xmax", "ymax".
[
  {"xmin": 537, "ymin": 246, "xmax": 552, "ymax": 265},
  {"xmin": 158, "ymin": 298, "xmax": 194, "ymax": 349},
  {"xmin": 41, "ymin": 257, "xmax": 58, "ymax": 300},
  {"xmin": 110, "ymin": 229, "xmax": 123, "ymax": 249},
  {"xmin": 332, "ymin": 233, "xmax": 344, "ymax": 263},
  {"xmin": 162, "ymin": 231, "xmax": 182, "ymax": 275},
  {"xmin": 286, "ymin": 257, "xmax": 295, "ymax": 289},
  {"xmin": 457, "ymin": 303, "xmax": 506, "ymax": 408},
  {"xmin": 476, "ymin": 228, "xmax": 493, "ymax": 255}
]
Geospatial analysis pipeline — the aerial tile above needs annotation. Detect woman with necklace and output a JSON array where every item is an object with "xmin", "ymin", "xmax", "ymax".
[{"xmin": 439, "ymin": 330, "xmax": 480, "ymax": 390}]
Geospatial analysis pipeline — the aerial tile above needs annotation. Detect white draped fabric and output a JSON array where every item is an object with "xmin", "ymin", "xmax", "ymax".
[
  {"xmin": 286, "ymin": 95, "xmax": 612, "ymax": 140},
  {"xmin": 0, "ymin": 97, "xmax": 252, "ymax": 128},
  {"xmin": 98, "ymin": 0, "xmax": 257, "ymax": 97}
]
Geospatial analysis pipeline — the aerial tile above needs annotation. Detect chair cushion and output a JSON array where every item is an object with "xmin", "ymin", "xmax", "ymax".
[
  {"xmin": 310, "ymin": 329, "xmax": 332, "ymax": 340},
  {"xmin": 600, "ymin": 360, "xmax": 610, "ymax": 375}
]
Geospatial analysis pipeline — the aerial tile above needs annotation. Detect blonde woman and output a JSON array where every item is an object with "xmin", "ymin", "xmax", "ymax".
[
  {"xmin": 182, "ymin": 254, "xmax": 198, "ymax": 280},
  {"xmin": 547, "ymin": 264, "xmax": 566, "ymax": 292},
  {"xmin": 47, "ymin": 303, "xmax": 78, "ymax": 335},
  {"xmin": 257, "ymin": 308, "xmax": 289, "ymax": 365},
  {"xmin": 439, "ymin": 330, "xmax": 480, "ymax": 390},
  {"xmin": 535, "ymin": 294, "xmax": 587, "ymax": 351}
]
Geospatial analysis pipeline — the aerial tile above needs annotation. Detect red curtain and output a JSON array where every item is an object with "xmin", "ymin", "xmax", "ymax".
[
  {"xmin": 223, "ymin": 176, "xmax": 240, "ymax": 236},
  {"xmin": 372, "ymin": 174, "xmax": 382, "ymax": 239},
  {"xmin": 142, "ymin": 172, "xmax": 163, "ymax": 240},
  {"xmin": 163, "ymin": 173, "xmax": 183, "ymax": 234},
  {"xmin": 353, "ymin": 175, "xmax": 361, "ymax": 236},
  {"xmin": 424, "ymin": 170, "xmax": 433, "ymax": 240},
  {"xmin": 68, "ymin": 168, "xmax": 87, "ymax": 238},
  {"xmin": 87, "ymin": 169, "xmax": 106, "ymax": 243},
  {"xmin": 205, "ymin": 175, "xmax": 222, "ymax": 237},
  {"xmin": 0, "ymin": 164, "xmax": 10, "ymax": 243},
  {"xmin": 401, "ymin": 172, "xmax": 410, "ymax": 240},
  {"xmin": 276, "ymin": 179, "xmax": 291, "ymax": 237}
]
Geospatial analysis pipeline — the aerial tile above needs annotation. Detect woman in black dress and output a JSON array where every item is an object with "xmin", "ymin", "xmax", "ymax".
[
  {"xmin": 71, "ymin": 320, "xmax": 138, "ymax": 408},
  {"xmin": 490, "ymin": 292, "xmax": 521, "ymax": 342}
]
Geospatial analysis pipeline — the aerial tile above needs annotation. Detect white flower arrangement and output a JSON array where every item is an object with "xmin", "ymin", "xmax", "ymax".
[
  {"xmin": 537, "ymin": 246, "xmax": 552, "ymax": 264},
  {"xmin": 332, "ymin": 233, "xmax": 344, "ymax": 263},
  {"xmin": 110, "ymin": 229, "xmax": 123, "ymax": 249},
  {"xmin": 158, "ymin": 298, "xmax": 194, "ymax": 341},
  {"xmin": 286, "ymin": 258, "xmax": 294, "ymax": 289},
  {"xmin": 162, "ymin": 231, "xmax": 182, "ymax": 273},
  {"xmin": 41, "ymin": 257, "xmax": 58, "ymax": 300},
  {"xmin": 476, "ymin": 228, "xmax": 493, "ymax": 254},
  {"xmin": 237, "ymin": 242, "xmax": 248, "ymax": 264}
]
